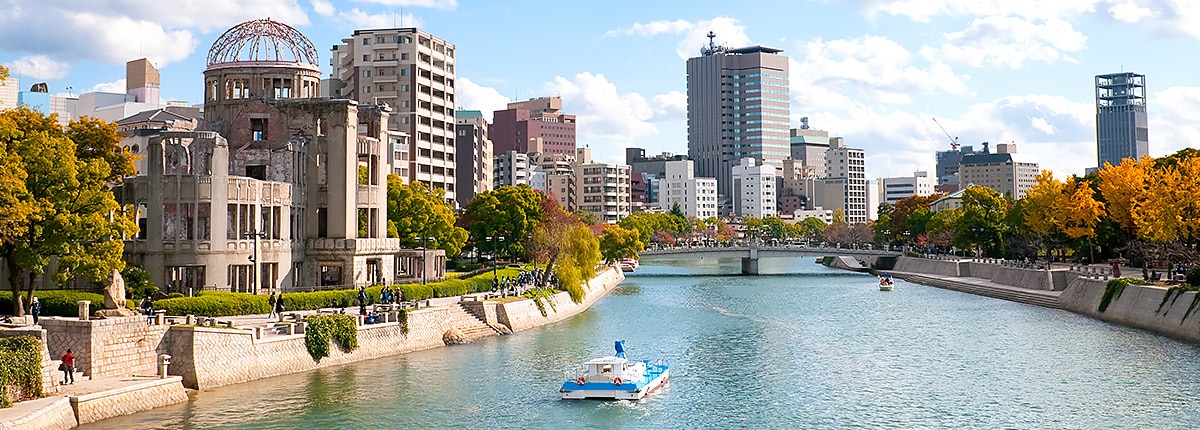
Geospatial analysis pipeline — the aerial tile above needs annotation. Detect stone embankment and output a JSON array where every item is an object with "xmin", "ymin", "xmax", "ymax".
[
  {"xmin": 883, "ymin": 256, "xmax": 1200, "ymax": 345},
  {"xmin": 1, "ymin": 266, "xmax": 625, "ymax": 429}
]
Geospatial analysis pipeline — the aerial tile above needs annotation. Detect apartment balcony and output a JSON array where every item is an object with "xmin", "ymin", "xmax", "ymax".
[{"xmin": 306, "ymin": 237, "xmax": 402, "ymax": 256}]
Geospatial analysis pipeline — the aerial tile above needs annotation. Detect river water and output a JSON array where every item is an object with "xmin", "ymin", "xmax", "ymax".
[{"xmin": 82, "ymin": 257, "xmax": 1200, "ymax": 429}]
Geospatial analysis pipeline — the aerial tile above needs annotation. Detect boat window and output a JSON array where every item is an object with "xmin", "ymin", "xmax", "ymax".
[{"xmin": 602, "ymin": 365, "xmax": 612, "ymax": 374}]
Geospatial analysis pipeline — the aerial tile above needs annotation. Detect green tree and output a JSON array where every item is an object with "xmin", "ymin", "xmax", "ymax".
[
  {"xmin": 574, "ymin": 209, "xmax": 599, "ymax": 226},
  {"xmin": 386, "ymin": 176, "xmax": 468, "ymax": 256},
  {"xmin": 797, "ymin": 217, "xmax": 827, "ymax": 243},
  {"xmin": 0, "ymin": 108, "xmax": 137, "ymax": 316},
  {"xmin": 528, "ymin": 197, "xmax": 599, "ymax": 303},
  {"xmin": 461, "ymin": 184, "xmax": 544, "ymax": 258},
  {"xmin": 599, "ymin": 224, "xmax": 643, "ymax": 263},
  {"xmin": 954, "ymin": 186, "xmax": 1010, "ymax": 257}
]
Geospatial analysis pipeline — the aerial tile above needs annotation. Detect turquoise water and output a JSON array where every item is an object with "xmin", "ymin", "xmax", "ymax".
[{"xmin": 83, "ymin": 257, "xmax": 1200, "ymax": 429}]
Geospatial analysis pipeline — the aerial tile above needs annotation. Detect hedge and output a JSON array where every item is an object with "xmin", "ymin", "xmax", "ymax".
[
  {"xmin": 0, "ymin": 335, "xmax": 43, "ymax": 408},
  {"xmin": 0, "ymin": 291, "xmax": 136, "ymax": 317}
]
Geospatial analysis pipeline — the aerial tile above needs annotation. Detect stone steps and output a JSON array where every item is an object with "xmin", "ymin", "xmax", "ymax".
[
  {"xmin": 444, "ymin": 304, "xmax": 502, "ymax": 342},
  {"xmin": 902, "ymin": 274, "xmax": 1062, "ymax": 309}
]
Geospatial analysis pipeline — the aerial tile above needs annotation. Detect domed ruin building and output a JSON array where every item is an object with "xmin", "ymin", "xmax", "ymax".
[{"xmin": 118, "ymin": 19, "xmax": 441, "ymax": 294}]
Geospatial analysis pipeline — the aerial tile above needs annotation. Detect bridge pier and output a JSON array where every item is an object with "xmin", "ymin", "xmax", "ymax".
[{"xmin": 741, "ymin": 257, "xmax": 759, "ymax": 275}]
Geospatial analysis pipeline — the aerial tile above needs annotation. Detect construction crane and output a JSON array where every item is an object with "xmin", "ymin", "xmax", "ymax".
[{"xmin": 931, "ymin": 117, "xmax": 959, "ymax": 150}]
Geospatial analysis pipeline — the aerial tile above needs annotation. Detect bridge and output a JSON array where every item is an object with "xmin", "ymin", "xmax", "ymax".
[{"xmin": 640, "ymin": 245, "xmax": 901, "ymax": 274}]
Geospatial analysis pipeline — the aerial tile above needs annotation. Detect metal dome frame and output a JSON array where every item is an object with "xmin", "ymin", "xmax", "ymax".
[{"xmin": 206, "ymin": 18, "xmax": 318, "ymax": 67}]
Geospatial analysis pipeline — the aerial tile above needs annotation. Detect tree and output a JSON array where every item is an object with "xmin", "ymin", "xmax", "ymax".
[
  {"xmin": 797, "ymin": 217, "xmax": 826, "ymax": 243},
  {"xmin": 574, "ymin": 209, "xmax": 599, "ymax": 226},
  {"xmin": 461, "ymin": 184, "xmax": 543, "ymax": 257},
  {"xmin": 598, "ymin": 224, "xmax": 643, "ymax": 263},
  {"xmin": 954, "ymin": 185, "xmax": 1009, "ymax": 257},
  {"xmin": 0, "ymin": 108, "xmax": 137, "ymax": 316},
  {"xmin": 528, "ymin": 196, "xmax": 598, "ymax": 303},
  {"xmin": 386, "ymin": 177, "xmax": 468, "ymax": 256},
  {"xmin": 1097, "ymin": 156, "xmax": 1152, "ymax": 235}
]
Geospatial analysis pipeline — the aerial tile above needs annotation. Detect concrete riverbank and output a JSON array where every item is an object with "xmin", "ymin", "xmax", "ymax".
[
  {"xmin": 0, "ymin": 266, "xmax": 625, "ymax": 429},
  {"xmin": 882, "ymin": 256, "xmax": 1200, "ymax": 345}
]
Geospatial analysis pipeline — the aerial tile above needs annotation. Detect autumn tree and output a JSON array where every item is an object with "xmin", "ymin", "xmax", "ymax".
[
  {"xmin": 1097, "ymin": 156, "xmax": 1152, "ymax": 235},
  {"xmin": 0, "ymin": 108, "xmax": 137, "ymax": 315},
  {"xmin": 386, "ymin": 177, "xmax": 468, "ymax": 256},
  {"xmin": 598, "ymin": 224, "xmax": 643, "ymax": 263},
  {"xmin": 528, "ymin": 196, "xmax": 599, "ymax": 303}
]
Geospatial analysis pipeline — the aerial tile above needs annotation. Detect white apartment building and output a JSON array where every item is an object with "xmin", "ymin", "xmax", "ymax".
[
  {"xmin": 822, "ymin": 137, "xmax": 867, "ymax": 224},
  {"xmin": 331, "ymin": 27, "xmax": 458, "ymax": 204},
  {"xmin": 493, "ymin": 150, "xmax": 531, "ymax": 187},
  {"xmin": 658, "ymin": 160, "xmax": 718, "ymax": 219},
  {"xmin": 575, "ymin": 149, "xmax": 631, "ymax": 223},
  {"xmin": 731, "ymin": 158, "xmax": 777, "ymax": 218},
  {"xmin": 879, "ymin": 171, "xmax": 937, "ymax": 204}
]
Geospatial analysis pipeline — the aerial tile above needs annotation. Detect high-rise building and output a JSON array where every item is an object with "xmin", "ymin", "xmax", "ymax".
[
  {"xmin": 934, "ymin": 144, "xmax": 987, "ymax": 193},
  {"xmin": 730, "ymin": 158, "xmax": 777, "ymax": 218},
  {"xmin": 959, "ymin": 143, "xmax": 1039, "ymax": 199},
  {"xmin": 659, "ymin": 160, "xmax": 718, "ymax": 219},
  {"xmin": 575, "ymin": 149, "xmax": 631, "ymax": 223},
  {"xmin": 331, "ymin": 27, "xmax": 458, "ymax": 204},
  {"xmin": 0, "ymin": 75, "xmax": 16, "ymax": 110},
  {"xmin": 879, "ymin": 171, "xmax": 937, "ymax": 204},
  {"xmin": 823, "ymin": 138, "xmax": 867, "ymax": 224},
  {"xmin": 1095, "ymin": 72, "xmax": 1149, "ymax": 168},
  {"xmin": 490, "ymin": 97, "xmax": 576, "ymax": 156},
  {"xmin": 454, "ymin": 110, "xmax": 493, "ymax": 205},
  {"xmin": 493, "ymin": 150, "xmax": 531, "ymax": 187},
  {"xmin": 687, "ymin": 32, "xmax": 790, "ymax": 211}
]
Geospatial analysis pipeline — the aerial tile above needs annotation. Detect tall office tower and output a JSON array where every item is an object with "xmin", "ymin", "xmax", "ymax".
[
  {"xmin": 331, "ymin": 27, "xmax": 458, "ymax": 204},
  {"xmin": 455, "ymin": 110, "xmax": 494, "ymax": 205},
  {"xmin": 687, "ymin": 32, "xmax": 790, "ymax": 213},
  {"xmin": 1095, "ymin": 72, "xmax": 1149, "ymax": 168},
  {"xmin": 490, "ymin": 96, "xmax": 577, "ymax": 156}
]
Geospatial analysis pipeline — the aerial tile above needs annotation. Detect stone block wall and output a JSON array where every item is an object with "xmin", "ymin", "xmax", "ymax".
[
  {"xmin": 965, "ymin": 262, "xmax": 1053, "ymax": 291},
  {"xmin": 0, "ymin": 327, "xmax": 57, "ymax": 397},
  {"xmin": 893, "ymin": 257, "xmax": 962, "ymax": 277},
  {"xmin": 498, "ymin": 266, "xmax": 624, "ymax": 332},
  {"xmin": 1059, "ymin": 277, "xmax": 1200, "ymax": 344},
  {"xmin": 71, "ymin": 377, "xmax": 188, "ymax": 425},
  {"xmin": 0, "ymin": 397, "xmax": 77, "ymax": 430},
  {"xmin": 40, "ymin": 316, "xmax": 169, "ymax": 378}
]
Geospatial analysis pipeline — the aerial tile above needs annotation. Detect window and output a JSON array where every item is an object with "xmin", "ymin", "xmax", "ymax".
[
  {"xmin": 401, "ymin": 84, "xmax": 409, "ymax": 92},
  {"xmin": 401, "ymin": 53, "xmax": 409, "ymax": 60},
  {"xmin": 363, "ymin": 54, "xmax": 371, "ymax": 61},
  {"xmin": 363, "ymin": 38, "xmax": 370, "ymax": 45},
  {"xmin": 400, "ymin": 69, "xmax": 410, "ymax": 76},
  {"xmin": 251, "ymin": 118, "xmax": 267, "ymax": 141},
  {"xmin": 364, "ymin": 70, "xmax": 371, "ymax": 77}
]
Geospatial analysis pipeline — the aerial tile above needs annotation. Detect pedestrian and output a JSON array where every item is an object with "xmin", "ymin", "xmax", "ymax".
[
  {"xmin": 268, "ymin": 291, "xmax": 278, "ymax": 318},
  {"xmin": 1111, "ymin": 261, "xmax": 1122, "ymax": 278},
  {"xmin": 1143, "ymin": 266, "xmax": 1150, "ymax": 281},
  {"xmin": 60, "ymin": 349, "xmax": 75, "ymax": 385},
  {"xmin": 357, "ymin": 286, "xmax": 368, "ymax": 316},
  {"xmin": 141, "ymin": 296, "xmax": 155, "ymax": 325},
  {"xmin": 274, "ymin": 293, "xmax": 285, "ymax": 317},
  {"xmin": 30, "ymin": 296, "xmax": 40, "ymax": 325}
]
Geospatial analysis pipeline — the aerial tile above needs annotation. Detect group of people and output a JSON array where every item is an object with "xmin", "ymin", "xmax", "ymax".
[
  {"xmin": 491, "ymin": 269, "xmax": 557, "ymax": 297},
  {"xmin": 267, "ymin": 291, "xmax": 286, "ymax": 318}
]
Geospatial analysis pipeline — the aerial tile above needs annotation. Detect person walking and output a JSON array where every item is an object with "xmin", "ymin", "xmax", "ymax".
[
  {"xmin": 30, "ymin": 296, "xmax": 41, "ymax": 325},
  {"xmin": 357, "ymin": 286, "xmax": 368, "ymax": 316},
  {"xmin": 141, "ymin": 296, "xmax": 155, "ymax": 325},
  {"xmin": 60, "ymin": 349, "xmax": 75, "ymax": 385},
  {"xmin": 267, "ymin": 291, "xmax": 278, "ymax": 318},
  {"xmin": 274, "ymin": 293, "xmax": 285, "ymax": 318}
]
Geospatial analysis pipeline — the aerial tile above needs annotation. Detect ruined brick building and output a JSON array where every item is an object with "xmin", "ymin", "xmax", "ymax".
[{"xmin": 117, "ymin": 19, "xmax": 443, "ymax": 294}]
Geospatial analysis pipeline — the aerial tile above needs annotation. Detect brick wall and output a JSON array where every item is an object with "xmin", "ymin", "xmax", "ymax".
[{"xmin": 40, "ymin": 316, "xmax": 169, "ymax": 378}]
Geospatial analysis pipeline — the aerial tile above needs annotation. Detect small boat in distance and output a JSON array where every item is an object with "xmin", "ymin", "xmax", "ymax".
[
  {"xmin": 879, "ymin": 274, "xmax": 895, "ymax": 291},
  {"xmin": 618, "ymin": 258, "xmax": 639, "ymax": 272},
  {"xmin": 561, "ymin": 340, "xmax": 669, "ymax": 400}
]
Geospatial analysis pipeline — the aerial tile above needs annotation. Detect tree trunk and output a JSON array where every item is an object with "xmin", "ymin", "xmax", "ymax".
[
  {"xmin": 7, "ymin": 258, "xmax": 23, "ymax": 317},
  {"xmin": 540, "ymin": 253, "xmax": 559, "ymax": 288}
]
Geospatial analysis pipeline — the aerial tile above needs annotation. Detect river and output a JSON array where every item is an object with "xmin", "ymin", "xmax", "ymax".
[{"xmin": 81, "ymin": 257, "xmax": 1200, "ymax": 429}]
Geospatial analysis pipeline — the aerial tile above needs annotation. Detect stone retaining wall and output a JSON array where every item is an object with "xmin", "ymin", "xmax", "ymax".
[
  {"xmin": 893, "ymin": 257, "xmax": 963, "ymax": 277},
  {"xmin": 39, "ymin": 316, "xmax": 169, "ymax": 378},
  {"xmin": 71, "ymin": 377, "xmax": 187, "ymax": 425},
  {"xmin": 0, "ymin": 397, "xmax": 76, "ymax": 430},
  {"xmin": 1059, "ymin": 276, "xmax": 1200, "ymax": 344},
  {"xmin": 965, "ymin": 262, "xmax": 1054, "ymax": 291},
  {"xmin": 0, "ymin": 327, "xmax": 57, "ymax": 397},
  {"xmin": 170, "ymin": 307, "xmax": 453, "ymax": 390},
  {"xmin": 498, "ymin": 266, "xmax": 624, "ymax": 332}
]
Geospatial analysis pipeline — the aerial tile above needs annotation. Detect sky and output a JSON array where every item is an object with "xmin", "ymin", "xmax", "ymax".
[{"xmin": 3, "ymin": 0, "xmax": 1199, "ymax": 180}]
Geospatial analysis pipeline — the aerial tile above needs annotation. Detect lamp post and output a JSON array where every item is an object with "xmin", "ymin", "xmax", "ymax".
[
  {"xmin": 242, "ymin": 230, "xmax": 267, "ymax": 294},
  {"xmin": 420, "ymin": 236, "xmax": 435, "ymax": 285},
  {"xmin": 486, "ymin": 235, "xmax": 505, "ymax": 284}
]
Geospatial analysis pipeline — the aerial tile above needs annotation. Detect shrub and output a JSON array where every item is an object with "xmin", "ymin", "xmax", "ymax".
[
  {"xmin": 166, "ymin": 293, "xmax": 185, "ymax": 299},
  {"xmin": 122, "ymin": 266, "xmax": 158, "ymax": 300},
  {"xmin": 0, "ymin": 335, "xmax": 44, "ymax": 408},
  {"xmin": 0, "ymin": 290, "xmax": 129, "ymax": 317},
  {"xmin": 1099, "ymin": 278, "xmax": 1138, "ymax": 313},
  {"xmin": 303, "ymin": 314, "xmax": 358, "ymax": 360},
  {"xmin": 154, "ymin": 291, "xmax": 269, "ymax": 317},
  {"xmin": 1188, "ymin": 267, "xmax": 1200, "ymax": 289}
]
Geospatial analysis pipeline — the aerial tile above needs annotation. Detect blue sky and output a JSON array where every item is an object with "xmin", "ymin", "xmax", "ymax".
[{"xmin": 3, "ymin": 0, "xmax": 1199, "ymax": 180}]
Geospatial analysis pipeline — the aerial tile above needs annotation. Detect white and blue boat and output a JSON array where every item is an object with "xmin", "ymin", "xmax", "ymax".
[{"xmin": 560, "ymin": 340, "xmax": 669, "ymax": 400}]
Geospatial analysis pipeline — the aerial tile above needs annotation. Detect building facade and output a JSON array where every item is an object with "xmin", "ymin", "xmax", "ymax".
[
  {"xmin": 331, "ymin": 27, "xmax": 458, "ymax": 204},
  {"xmin": 730, "ymin": 158, "xmax": 777, "ymax": 218},
  {"xmin": 822, "ymin": 137, "xmax": 867, "ymax": 224},
  {"xmin": 1095, "ymin": 72, "xmax": 1149, "ymax": 168},
  {"xmin": 659, "ymin": 160, "xmax": 718, "ymax": 219},
  {"xmin": 493, "ymin": 150, "xmax": 531, "ymax": 187},
  {"xmin": 489, "ymin": 97, "xmax": 576, "ymax": 156},
  {"xmin": 879, "ymin": 171, "xmax": 936, "ymax": 204},
  {"xmin": 454, "ymin": 110, "xmax": 493, "ymax": 205},
  {"xmin": 687, "ymin": 34, "xmax": 790, "ymax": 210},
  {"xmin": 575, "ymin": 149, "xmax": 632, "ymax": 223},
  {"xmin": 958, "ymin": 143, "xmax": 1039, "ymax": 199}
]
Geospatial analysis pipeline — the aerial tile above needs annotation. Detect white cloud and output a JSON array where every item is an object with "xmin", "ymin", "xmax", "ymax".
[
  {"xmin": 539, "ymin": 72, "xmax": 684, "ymax": 163},
  {"xmin": 338, "ymin": 9, "xmax": 423, "ymax": 30},
  {"xmin": 1030, "ymin": 116, "xmax": 1056, "ymax": 134},
  {"xmin": 1108, "ymin": 1, "xmax": 1155, "ymax": 22},
  {"xmin": 795, "ymin": 35, "xmax": 971, "ymax": 104},
  {"xmin": 87, "ymin": 79, "xmax": 126, "ymax": 94},
  {"xmin": 858, "ymin": 0, "xmax": 1105, "ymax": 22},
  {"xmin": 312, "ymin": 0, "xmax": 336, "ymax": 17},
  {"xmin": 605, "ymin": 17, "xmax": 751, "ymax": 60},
  {"xmin": 351, "ymin": 0, "xmax": 458, "ymax": 10},
  {"xmin": 1148, "ymin": 86, "xmax": 1200, "ymax": 157},
  {"xmin": 3, "ymin": 55, "xmax": 70, "ymax": 80},
  {"xmin": 920, "ymin": 16, "xmax": 1088, "ymax": 68},
  {"xmin": 456, "ymin": 77, "xmax": 511, "ymax": 124}
]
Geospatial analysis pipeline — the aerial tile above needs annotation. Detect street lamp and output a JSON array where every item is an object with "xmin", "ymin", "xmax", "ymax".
[
  {"xmin": 420, "ymin": 236, "xmax": 436, "ymax": 285},
  {"xmin": 242, "ymin": 230, "xmax": 267, "ymax": 294},
  {"xmin": 486, "ymin": 235, "xmax": 505, "ymax": 287}
]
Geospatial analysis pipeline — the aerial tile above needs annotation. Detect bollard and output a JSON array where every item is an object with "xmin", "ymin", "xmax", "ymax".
[
  {"xmin": 158, "ymin": 354, "xmax": 171, "ymax": 378},
  {"xmin": 77, "ymin": 300, "xmax": 91, "ymax": 321},
  {"xmin": 296, "ymin": 321, "xmax": 307, "ymax": 334},
  {"xmin": 186, "ymin": 315, "xmax": 195, "ymax": 325},
  {"xmin": 155, "ymin": 312, "xmax": 165, "ymax": 325},
  {"xmin": 254, "ymin": 326, "xmax": 264, "ymax": 339},
  {"xmin": 356, "ymin": 315, "xmax": 364, "ymax": 326},
  {"xmin": 287, "ymin": 323, "xmax": 296, "ymax": 336}
]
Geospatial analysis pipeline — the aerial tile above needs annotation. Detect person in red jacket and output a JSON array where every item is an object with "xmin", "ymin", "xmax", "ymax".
[{"xmin": 60, "ymin": 349, "xmax": 74, "ymax": 385}]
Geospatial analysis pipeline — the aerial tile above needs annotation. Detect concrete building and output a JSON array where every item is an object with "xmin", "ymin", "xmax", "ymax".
[
  {"xmin": 934, "ymin": 144, "xmax": 988, "ymax": 193},
  {"xmin": 930, "ymin": 188, "xmax": 966, "ymax": 212},
  {"xmin": 879, "ymin": 171, "xmax": 937, "ymax": 204},
  {"xmin": 454, "ymin": 110, "xmax": 493, "ymax": 205},
  {"xmin": 0, "ymin": 75, "xmax": 18, "ymax": 110},
  {"xmin": 789, "ymin": 121, "xmax": 830, "ymax": 173},
  {"xmin": 958, "ymin": 143, "xmax": 1039, "ymax": 199},
  {"xmin": 1096, "ymin": 72, "xmax": 1149, "ymax": 169},
  {"xmin": 822, "ymin": 137, "xmax": 867, "ymax": 224},
  {"xmin": 330, "ymin": 27, "xmax": 458, "ymax": 204},
  {"xmin": 730, "ymin": 158, "xmax": 776, "ymax": 218},
  {"xmin": 794, "ymin": 207, "xmax": 833, "ymax": 224},
  {"xmin": 493, "ymin": 150, "xmax": 531, "ymax": 187},
  {"xmin": 116, "ymin": 19, "xmax": 441, "ymax": 294},
  {"xmin": 490, "ymin": 97, "xmax": 576, "ymax": 156},
  {"xmin": 687, "ymin": 32, "xmax": 790, "ymax": 210},
  {"xmin": 626, "ymin": 147, "xmax": 689, "ymax": 208},
  {"xmin": 658, "ymin": 160, "xmax": 718, "ymax": 219},
  {"xmin": 575, "ymin": 149, "xmax": 631, "ymax": 223}
]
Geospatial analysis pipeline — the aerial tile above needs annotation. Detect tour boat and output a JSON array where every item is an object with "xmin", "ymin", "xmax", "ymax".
[
  {"xmin": 879, "ymin": 274, "xmax": 895, "ymax": 291},
  {"xmin": 561, "ymin": 341, "xmax": 669, "ymax": 400},
  {"xmin": 618, "ymin": 258, "xmax": 639, "ymax": 272}
]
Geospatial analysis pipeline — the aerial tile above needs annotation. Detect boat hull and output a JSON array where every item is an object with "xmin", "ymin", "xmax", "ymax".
[{"xmin": 561, "ymin": 369, "xmax": 669, "ymax": 400}]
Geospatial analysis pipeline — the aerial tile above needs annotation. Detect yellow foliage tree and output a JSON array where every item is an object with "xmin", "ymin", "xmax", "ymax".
[
  {"xmin": 1058, "ymin": 177, "xmax": 1105, "ymax": 240},
  {"xmin": 1136, "ymin": 157, "xmax": 1200, "ymax": 243},
  {"xmin": 1022, "ymin": 170, "xmax": 1064, "ymax": 238},
  {"xmin": 1097, "ymin": 156, "xmax": 1153, "ymax": 234}
]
